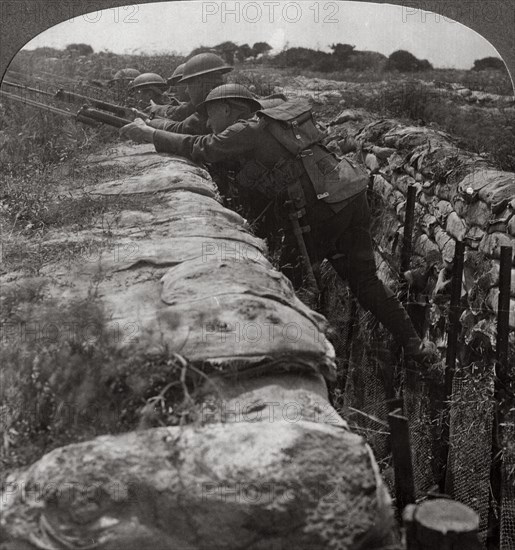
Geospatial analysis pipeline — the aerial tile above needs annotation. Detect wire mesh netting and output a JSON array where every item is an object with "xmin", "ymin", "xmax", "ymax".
[
  {"xmin": 445, "ymin": 366, "xmax": 495, "ymax": 546},
  {"xmin": 343, "ymin": 319, "xmax": 392, "ymax": 461},
  {"xmin": 403, "ymin": 370, "xmax": 442, "ymax": 499},
  {"xmin": 501, "ymin": 419, "xmax": 515, "ymax": 550},
  {"xmin": 321, "ymin": 263, "xmax": 392, "ymax": 463},
  {"xmin": 320, "ymin": 253, "xmax": 513, "ymax": 549}
]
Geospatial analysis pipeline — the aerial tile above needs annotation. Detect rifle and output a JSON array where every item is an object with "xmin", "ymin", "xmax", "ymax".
[
  {"xmin": 77, "ymin": 106, "xmax": 131, "ymax": 128},
  {"xmin": 6, "ymin": 69, "xmax": 114, "ymax": 99},
  {"xmin": 2, "ymin": 80, "xmax": 55, "ymax": 97},
  {"xmin": 0, "ymin": 89, "xmax": 131, "ymax": 128},
  {"xmin": 285, "ymin": 200, "xmax": 321, "ymax": 307},
  {"xmin": 55, "ymin": 88, "xmax": 147, "ymax": 120}
]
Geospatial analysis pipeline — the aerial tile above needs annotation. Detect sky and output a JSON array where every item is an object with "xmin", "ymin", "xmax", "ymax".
[{"xmin": 22, "ymin": 1, "xmax": 502, "ymax": 70}]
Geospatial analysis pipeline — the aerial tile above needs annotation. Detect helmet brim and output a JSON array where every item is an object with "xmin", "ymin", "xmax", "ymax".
[
  {"xmin": 178, "ymin": 65, "xmax": 233, "ymax": 84},
  {"xmin": 128, "ymin": 83, "xmax": 169, "ymax": 92},
  {"xmin": 197, "ymin": 95, "xmax": 262, "ymax": 117},
  {"xmin": 166, "ymin": 76, "xmax": 184, "ymax": 86}
]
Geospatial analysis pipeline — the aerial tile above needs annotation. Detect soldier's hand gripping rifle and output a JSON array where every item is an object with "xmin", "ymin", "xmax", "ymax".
[{"xmin": 55, "ymin": 88, "xmax": 148, "ymax": 120}]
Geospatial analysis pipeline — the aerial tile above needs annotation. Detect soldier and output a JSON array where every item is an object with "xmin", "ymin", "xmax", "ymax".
[
  {"xmin": 120, "ymin": 84, "xmax": 435, "ymax": 363},
  {"xmin": 145, "ymin": 52, "xmax": 233, "ymax": 135},
  {"xmin": 107, "ymin": 68, "xmax": 140, "ymax": 103},
  {"xmin": 148, "ymin": 63, "xmax": 195, "ymax": 121},
  {"xmin": 128, "ymin": 73, "xmax": 171, "ymax": 112},
  {"xmin": 167, "ymin": 63, "xmax": 189, "ymax": 102}
]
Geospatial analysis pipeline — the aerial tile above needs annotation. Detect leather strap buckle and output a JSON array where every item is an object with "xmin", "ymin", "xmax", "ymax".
[{"xmin": 292, "ymin": 120, "xmax": 302, "ymax": 140}]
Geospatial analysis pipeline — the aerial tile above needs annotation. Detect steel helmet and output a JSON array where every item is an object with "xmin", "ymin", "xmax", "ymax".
[
  {"xmin": 198, "ymin": 83, "xmax": 262, "ymax": 115},
  {"xmin": 128, "ymin": 73, "xmax": 167, "ymax": 91},
  {"xmin": 167, "ymin": 63, "xmax": 186, "ymax": 86},
  {"xmin": 179, "ymin": 53, "xmax": 233, "ymax": 83},
  {"xmin": 109, "ymin": 68, "xmax": 140, "ymax": 83}
]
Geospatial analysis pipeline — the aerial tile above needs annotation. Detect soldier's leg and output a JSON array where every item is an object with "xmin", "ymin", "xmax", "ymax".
[{"xmin": 327, "ymin": 194, "xmax": 422, "ymax": 350}]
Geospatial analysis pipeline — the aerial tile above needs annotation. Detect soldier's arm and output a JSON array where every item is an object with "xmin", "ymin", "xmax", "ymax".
[
  {"xmin": 147, "ymin": 104, "xmax": 173, "ymax": 118},
  {"xmin": 153, "ymin": 121, "xmax": 256, "ymax": 163},
  {"xmin": 147, "ymin": 112, "xmax": 206, "ymax": 134}
]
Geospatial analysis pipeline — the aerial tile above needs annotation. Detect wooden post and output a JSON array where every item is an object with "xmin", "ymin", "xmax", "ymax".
[
  {"xmin": 401, "ymin": 185, "xmax": 417, "ymax": 274},
  {"xmin": 445, "ymin": 240, "xmax": 465, "ymax": 399},
  {"xmin": 388, "ymin": 407, "xmax": 415, "ymax": 513},
  {"xmin": 495, "ymin": 246, "xmax": 513, "ymax": 392},
  {"xmin": 403, "ymin": 499, "xmax": 482, "ymax": 550},
  {"xmin": 491, "ymin": 245, "xmax": 513, "ymax": 548}
]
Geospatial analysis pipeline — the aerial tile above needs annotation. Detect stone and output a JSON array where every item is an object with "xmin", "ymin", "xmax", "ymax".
[
  {"xmin": 421, "ymin": 214, "xmax": 438, "ymax": 237},
  {"xmin": 413, "ymin": 234, "xmax": 441, "ymax": 260},
  {"xmin": 458, "ymin": 169, "xmax": 515, "ymax": 205},
  {"xmin": 392, "ymin": 173, "xmax": 416, "ymax": 195},
  {"xmin": 329, "ymin": 109, "xmax": 362, "ymax": 125},
  {"xmin": 479, "ymin": 233, "xmax": 515, "ymax": 263},
  {"xmin": 453, "ymin": 197, "xmax": 491, "ymax": 229},
  {"xmin": 434, "ymin": 226, "xmax": 456, "ymax": 264},
  {"xmin": 435, "ymin": 182, "xmax": 458, "ymax": 202},
  {"xmin": 387, "ymin": 152, "xmax": 408, "ymax": 171},
  {"xmin": 446, "ymin": 212, "xmax": 468, "ymax": 241},
  {"xmin": 477, "ymin": 263, "xmax": 515, "ymax": 297},
  {"xmin": 355, "ymin": 119, "xmax": 399, "ymax": 144},
  {"xmin": 434, "ymin": 200, "xmax": 454, "ymax": 225},
  {"xmin": 422, "ymin": 180, "xmax": 435, "ymax": 196},
  {"xmin": 338, "ymin": 137, "xmax": 357, "ymax": 155},
  {"xmin": 371, "ymin": 174, "xmax": 394, "ymax": 202},
  {"xmin": 365, "ymin": 153, "xmax": 380, "ymax": 174},
  {"xmin": 463, "ymin": 226, "xmax": 486, "ymax": 249},
  {"xmin": 370, "ymin": 146, "xmax": 396, "ymax": 160},
  {"xmin": 486, "ymin": 289, "xmax": 515, "ymax": 328},
  {"xmin": 0, "ymin": 420, "xmax": 396, "ymax": 550},
  {"xmin": 509, "ymin": 215, "xmax": 515, "ymax": 237},
  {"xmin": 387, "ymin": 190, "xmax": 405, "ymax": 209}
]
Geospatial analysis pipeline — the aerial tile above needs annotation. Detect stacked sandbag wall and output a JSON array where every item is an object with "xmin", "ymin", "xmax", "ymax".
[{"xmin": 0, "ymin": 143, "xmax": 395, "ymax": 550}]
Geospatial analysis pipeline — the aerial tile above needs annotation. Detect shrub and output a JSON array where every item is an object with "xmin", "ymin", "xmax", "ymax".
[
  {"xmin": 252, "ymin": 42, "xmax": 272, "ymax": 56},
  {"xmin": 472, "ymin": 57, "xmax": 506, "ymax": 71},
  {"xmin": 236, "ymin": 44, "xmax": 254, "ymax": 62},
  {"xmin": 271, "ymin": 47, "xmax": 335, "ymax": 72},
  {"xmin": 66, "ymin": 43, "xmax": 94, "ymax": 56},
  {"xmin": 329, "ymin": 43, "xmax": 355, "ymax": 68},
  {"xmin": 386, "ymin": 50, "xmax": 433, "ymax": 72}
]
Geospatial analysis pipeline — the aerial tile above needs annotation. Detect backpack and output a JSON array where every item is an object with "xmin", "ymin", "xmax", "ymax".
[
  {"xmin": 256, "ymin": 100, "xmax": 369, "ymax": 213},
  {"xmin": 256, "ymin": 99, "xmax": 323, "ymax": 155}
]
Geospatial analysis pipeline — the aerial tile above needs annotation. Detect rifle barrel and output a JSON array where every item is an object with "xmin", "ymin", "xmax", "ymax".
[
  {"xmin": 6, "ymin": 69, "xmax": 119, "ymax": 102},
  {"xmin": 2, "ymin": 80, "xmax": 54, "ymax": 97},
  {"xmin": 0, "ymin": 89, "xmax": 75, "ymax": 117},
  {"xmin": 0, "ymin": 90, "xmax": 100, "ymax": 127},
  {"xmin": 56, "ymin": 89, "xmax": 128, "ymax": 118}
]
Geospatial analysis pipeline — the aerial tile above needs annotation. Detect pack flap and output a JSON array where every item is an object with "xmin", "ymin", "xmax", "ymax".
[{"xmin": 257, "ymin": 99, "xmax": 312, "ymax": 123}]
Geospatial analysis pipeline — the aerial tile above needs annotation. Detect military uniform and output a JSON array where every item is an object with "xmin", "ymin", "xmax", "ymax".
[
  {"xmin": 148, "ymin": 100, "xmax": 196, "ymax": 122},
  {"xmin": 152, "ymin": 117, "xmax": 423, "ymax": 350},
  {"xmin": 148, "ymin": 110, "xmax": 209, "ymax": 135}
]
